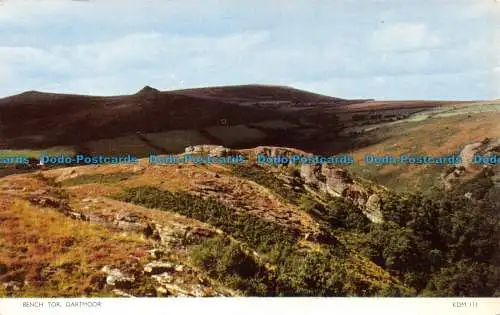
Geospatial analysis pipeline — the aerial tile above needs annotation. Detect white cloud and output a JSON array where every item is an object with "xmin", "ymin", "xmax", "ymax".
[
  {"xmin": 292, "ymin": 69, "xmax": 490, "ymax": 100},
  {"xmin": 0, "ymin": 46, "xmax": 71, "ymax": 73},
  {"xmin": 0, "ymin": 0, "xmax": 495, "ymax": 100},
  {"xmin": 371, "ymin": 23, "xmax": 442, "ymax": 52},
  {"xmin": 0, "ymin": 0, "xmax": 78, "ymax": 23},
  {"xmin": 458, "ymin": 0, "xmax": 500, "ymax": 18},
  {"xmin": 0, "ymin": 30, "xmax": 272, "ymax": 95}
]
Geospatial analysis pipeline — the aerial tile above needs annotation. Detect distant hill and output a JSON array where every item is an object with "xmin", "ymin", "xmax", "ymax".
[
  {"xmin": 0, "ymin": 85, "xmax": 355, "ymax": 149},
  {"xmin": 170, "ymin": 84, "xmax": 348, "ymax": 104},
  {"xmin": 0, "ymin": 84, "xmax": 496, "ymax": 157}
]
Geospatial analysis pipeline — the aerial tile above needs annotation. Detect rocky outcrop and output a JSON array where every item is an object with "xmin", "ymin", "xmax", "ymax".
[
  {"xmin": 443, "ymin": 138, "xmax": 500, "ymax": 190},
  {"xmin": 299, "ymin": 163, "xmax": 382, "ymax": 223},
  {"xmin": 115, "ymin": 211, "xmax": 147, "ymax": 231},
  {"xmin": 459, "ymin": 138, "xmax": 500, "ymax": 170},
  {"xmin": 156, "ymin": 225, "xmax": 189, "ymax": 245},
  {"xmin": 323, "ymin": 167, "xmax": 354, "ymax": 197},
  {"xmin": 254, "ymin": 146, "xmax": 311, "ymax": 169},
  {"xmin": 300, "ymin": 164, "xmax": 320, "ymax": 184},
  {"xmin": 254, "ymin": 146, "xmax": 310, "ymax": 159},
  {"xmin": 184, "ymin": 145, "xmax": 235, "ymax": 157},
  {"xmin": 136, "ymin": 85, "xmax": 160, "ymax": 95}
]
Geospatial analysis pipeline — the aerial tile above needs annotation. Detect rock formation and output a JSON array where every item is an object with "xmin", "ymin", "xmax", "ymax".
[{"xmin": 184, "ymin": 145, "xmax": 235, "ymax": 157}]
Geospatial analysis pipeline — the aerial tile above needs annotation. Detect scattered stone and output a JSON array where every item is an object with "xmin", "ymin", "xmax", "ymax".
[
  {"xmin": 68, "ymin": 211, "xmax": 87, "ymax": 220},
  {"xmin": 191, "ymin": 284, "xmax": 206, "ymax": 297},
  {"xmin": 197, "ymin": 276, "xmax": 209, "ymax": 285},
  {"xmin": 174, "ymin": 264, "xmax": 184, "ymax": 272},
  {"xmin": 151, "ymin": 272, "xmax": 174, "ymax": 285},
  {"xmin": 148, "ymin": 249, "xmax": 165, "ymax": 259},
  {"xmin": 144, "ymin": 261, "xmax": 175, "ymax": 275},
  {"xmin": 3, "ymin": 281, "xmax": 22, "ymax": 292},
  {"xmin": 112, "ymin": 289, "xmax": 134, "ymax": 297},
  {"xmin": 161, "ymin": 283, "xmax": 191, "ymax": 296},
  {"xmin": 88, "ymin": 213, "xmax": 107, "ymax": 225},
  {"xmin": 29, "ymin": 196, "xmax": 61, "ymax": 208},
  {"xmin": 175, "ymin": 278, "xmax": 185, "ymax": 284},
  {"xmin": 101, "ymin": 266, "xmax": 135, "ymax": 289},
  {"xmin": 156, "ymin": 286, "xmax": 169, "ymax": 296}
]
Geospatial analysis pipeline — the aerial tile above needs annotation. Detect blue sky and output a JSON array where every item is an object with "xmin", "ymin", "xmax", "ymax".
[{"xmin": 0, "ymin": 0, "xmax": 498, "ymax": 100}]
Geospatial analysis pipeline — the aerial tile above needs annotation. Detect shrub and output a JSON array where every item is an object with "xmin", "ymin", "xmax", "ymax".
[
  {"xmin": 306, "ymin": 197, "xmax": 371, "ymax": 232},
  {"xmin": 114, "ymin": 186, "xmax": 299, "ymax": 254},
  {"xmin": 276, "ymin": 251, "xmax": 347, "ymax": 296},
  {"xmin": 190, "ymin": 236, "xmax": 273, "ymax": 295},
  {"xmin": 60, "ymin": 172, "xmax": 135, "ymax": 187}
]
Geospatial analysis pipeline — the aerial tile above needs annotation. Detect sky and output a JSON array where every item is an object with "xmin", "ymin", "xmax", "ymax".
[{"xmin": 0, "ymin": 0, "xmax": 499, "ymax": 100}]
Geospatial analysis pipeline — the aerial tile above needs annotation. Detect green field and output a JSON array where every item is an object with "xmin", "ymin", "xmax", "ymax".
[{"xmin": 0, "ymin": 146, "xmax": 77, "ymax": 159}]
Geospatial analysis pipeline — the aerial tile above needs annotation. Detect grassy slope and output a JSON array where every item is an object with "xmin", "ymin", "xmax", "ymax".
[
  {"xmin": 0, "ymin": 158, "xmax": 406, "ymax": 296},
  {"xmin": 0, "ymin": 199, "xmax": 150, "ymax": 297},
  {"xmin": 346, "ymin": 111, "xmax": 500, "ymax": 192}
]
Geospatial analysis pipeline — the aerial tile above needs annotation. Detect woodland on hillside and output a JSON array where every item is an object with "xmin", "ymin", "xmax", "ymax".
[{"xmin": 115, "ymin": 168, "xmax": 499, "ymax": 297}]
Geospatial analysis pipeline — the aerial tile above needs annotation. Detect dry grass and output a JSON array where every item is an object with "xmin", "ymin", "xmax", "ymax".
[
  {"xmin": 0, "ymin": 199, "xmax": 151, "ymax": 297},
  {"xmin": 347, "ymin": 112, "xmax": 500, "ymax": 190}
]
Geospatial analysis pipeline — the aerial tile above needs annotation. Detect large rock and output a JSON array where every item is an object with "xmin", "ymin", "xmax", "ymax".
[
  {"xmin": 298, "ymin": 160, "xmax": 382, "ymax": 223},
  {"xmin": 324, "ymin": 168, "xmax": 353, "ymax": 196},
  {"xmin": 101, "ymin": 266, "xmax": 135, "ymax": 289},
  {"xmin": 148, "ymin": 249, "xmax": 165, "ymax": 259},
  {"xmin": 144, "ymin": 261, "xmax": 175, "ymax": 275},
  {"xmin": 364, "ymin": 194, "xmax": 384, "ymax": 223},
  {"xmin": 343, "ymin": 185, "xmax": 368, "ymax": 207},
  {"xmin": 114, "ymin": 211, "xmax": 156, "ymax": 237},
  {"xmin": 300, "ymin": 164, "xmax": 321, "ymax": 184},
  {"xmin": 156, "ymin": 226, "xmax": 186, "ymax": 245}
]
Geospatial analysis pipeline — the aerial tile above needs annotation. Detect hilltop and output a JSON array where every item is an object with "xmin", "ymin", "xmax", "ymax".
[{"xmin": 169, "ymin": 84, "xmax": 349, "ymax": 104}]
